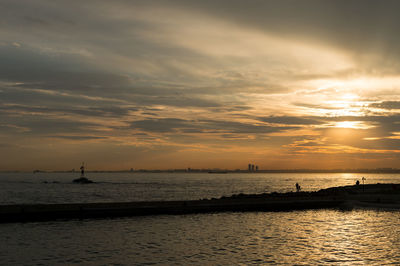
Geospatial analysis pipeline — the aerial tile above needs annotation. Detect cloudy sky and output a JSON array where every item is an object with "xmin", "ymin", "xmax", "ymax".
[{"xmin": 1, "ymin": 0, "xmax": 400, "ymax": 170}]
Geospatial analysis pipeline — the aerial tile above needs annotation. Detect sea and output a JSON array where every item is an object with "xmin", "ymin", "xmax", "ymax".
[{"xmin": 1, "ymin": 172, "xmax": 400, "ymax": 265}]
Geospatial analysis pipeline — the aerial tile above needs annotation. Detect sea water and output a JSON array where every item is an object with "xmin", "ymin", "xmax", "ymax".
[
  {"xmin": 1, "ymin": 210, "xmax": 400, "ymax": 265},
  {"xmin": 0, "ymin": 172, "xmax": 399, "ymax": 204},
  {"xmin": 1, "ymin": 173, "xmax": 400, "ymax": 265}
]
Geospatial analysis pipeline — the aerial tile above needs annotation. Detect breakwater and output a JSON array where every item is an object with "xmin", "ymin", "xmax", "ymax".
[{"xmin": 1, "ymin": 183, "xmax": 399, "ymax": 223}]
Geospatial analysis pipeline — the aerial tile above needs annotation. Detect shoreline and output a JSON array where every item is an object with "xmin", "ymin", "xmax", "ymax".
[{"xmin": 1, "ymin": 183, "xmax": 400, "ymax": 223}]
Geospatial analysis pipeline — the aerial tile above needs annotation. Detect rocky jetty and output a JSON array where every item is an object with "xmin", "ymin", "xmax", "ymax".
[{"xmin": 1, "ymin": 183, "xmax": 400, "ymax": 223}]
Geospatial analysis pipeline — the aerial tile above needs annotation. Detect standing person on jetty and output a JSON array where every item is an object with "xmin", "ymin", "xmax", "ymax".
[
  {"xmin": 80, "ymin": 162, "xmax": 85, "ymax": 177},
  {"xmin": 295, "ymin": 183, "xmax": 301, "ymax": 192}
]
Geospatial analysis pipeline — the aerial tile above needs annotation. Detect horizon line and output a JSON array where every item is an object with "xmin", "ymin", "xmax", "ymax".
[{"xmin": 2, "ymin": 167, "xmax": 400, "ymax": 174}]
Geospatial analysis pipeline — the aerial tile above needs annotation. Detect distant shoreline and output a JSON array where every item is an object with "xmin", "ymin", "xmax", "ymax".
[{"xmin": 2, "ymin": 168, "xmax": 400, "ymax": 174}]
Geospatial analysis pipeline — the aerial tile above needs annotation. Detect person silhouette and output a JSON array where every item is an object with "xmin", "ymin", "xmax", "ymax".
[
  {"xmin": 295, "ymin": 183, "xmax": 301, "ymax": 192},
  {"xmin": 80, "ymin": 162, "xmax": 85, "ymax": 177}
]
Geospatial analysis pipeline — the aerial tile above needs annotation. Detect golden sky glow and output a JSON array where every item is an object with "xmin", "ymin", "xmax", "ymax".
[{"xmin": 1, "ymin": 1, "xmax": 400, "ymax": 170}]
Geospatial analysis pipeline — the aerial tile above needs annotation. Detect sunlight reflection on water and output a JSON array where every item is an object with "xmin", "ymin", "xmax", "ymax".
[{"xmin": 1, "ymin": 210, "xmax": 400, "ymax": 265}]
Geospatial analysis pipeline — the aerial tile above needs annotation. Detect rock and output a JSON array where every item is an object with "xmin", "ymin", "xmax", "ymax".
[{"xmin": 72, "ymin": 177, "xmax": 94, "ymax": 184}]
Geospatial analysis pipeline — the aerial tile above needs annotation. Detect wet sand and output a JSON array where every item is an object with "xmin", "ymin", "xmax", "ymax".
[{"xmin": 1, "ymin": 183, "xmax": 399, "ymax": 223}]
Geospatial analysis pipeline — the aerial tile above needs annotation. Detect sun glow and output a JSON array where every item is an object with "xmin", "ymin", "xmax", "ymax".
[
  {"xmin": 334, "ymin": 121, "xmax": 366, "ymax": 129},
  {"xmin": 341, "ymin": 93, "xmax": 359, "ymax": 100},
  {"xmin": 302, "ymin": 79, "xmax": 373, "ymax": 117}
]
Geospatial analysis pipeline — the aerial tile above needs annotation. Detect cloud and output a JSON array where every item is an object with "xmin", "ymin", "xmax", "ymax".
[
  {"xmin": 166, "ymin": 0, "xmax": 400, "ymax": 66},
  {"xmin": 131, "ymin": 118, "xmax": 297, "ymax": 135},
  {"xmin": 1, "ymin": 0, "xmax": 400, "ymax": 169},
  {"xmin": 369, "ymin": 101, "xmax": 400, "ymax": 110},
  {"xmin": 46, "ymin": 135, "xmax": 107, "ymax": 141},
  {"xmin": 131, "ymin": 118, "xmax": 194, "ymax": 133},
  {"xmin": 0, "ymin": 104, "xmax": 135, "ymax": 118},
  {"xmin": 258, "ymin": 116, "xmax": 323, "ymax": 125}
]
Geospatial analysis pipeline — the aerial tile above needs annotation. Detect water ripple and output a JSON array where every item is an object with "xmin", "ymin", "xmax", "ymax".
[{"xmin": 1, "ymin": 210, "xmax": 400, "ymax": 264}]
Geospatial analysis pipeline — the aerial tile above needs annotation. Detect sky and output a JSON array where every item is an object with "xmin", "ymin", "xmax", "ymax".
[{"xmin": 1, "ymin": 0, "xmax": 400, "ymax": 171}]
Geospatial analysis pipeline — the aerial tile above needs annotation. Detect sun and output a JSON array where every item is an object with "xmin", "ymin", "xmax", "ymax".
[{"xmin": 334, "ymin": 121, "xmax": 362, "ymax": 129}]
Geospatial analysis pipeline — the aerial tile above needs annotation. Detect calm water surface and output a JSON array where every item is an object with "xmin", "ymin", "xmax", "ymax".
[
  {"xmin": 1, "ymin": 210, "xmax": 400, "ymax": 265},
  {"xmin": 1, "ymin": 173, "xmax": 400, "ymax": 265},
  {"xmin": 0, "ymin": 172, "xmax": 399, "ymax": 204}
]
